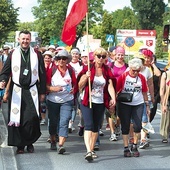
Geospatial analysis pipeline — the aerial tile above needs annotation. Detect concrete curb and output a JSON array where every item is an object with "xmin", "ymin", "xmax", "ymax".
[{"xmin": 0, "ymin": 105, "xmax": 18, "ymax": 170}]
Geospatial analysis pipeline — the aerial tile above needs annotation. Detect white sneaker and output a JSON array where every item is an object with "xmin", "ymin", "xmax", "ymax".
[
  {"xmin": 40, "ymin": 119, "xmax": 46, "ymax": 125},
  {"xmin": 109, "ymin": 133, "xmax": 117, "ymax": 141}
]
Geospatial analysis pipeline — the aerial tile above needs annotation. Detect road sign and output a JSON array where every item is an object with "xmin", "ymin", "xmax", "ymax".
[
  {"xmin": 124, "ymin": 37, "xmax": 135, "ymax": 47},
  {"xmin": 106, "ymin": 34, "xmax": 114, "ymax": 43}
]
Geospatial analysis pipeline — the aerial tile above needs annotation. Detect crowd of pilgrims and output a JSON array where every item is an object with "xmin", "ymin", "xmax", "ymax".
[{"xmin": 1, "ymin": 42, "xmax": 169, "ymax": 162}]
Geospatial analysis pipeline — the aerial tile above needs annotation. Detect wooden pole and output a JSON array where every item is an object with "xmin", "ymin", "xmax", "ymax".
[{"xmin": 86, "ymin": 12, "xmax": 92, "ymax": 108}]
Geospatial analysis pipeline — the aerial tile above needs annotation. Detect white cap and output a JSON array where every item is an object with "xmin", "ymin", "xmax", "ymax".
[
  {"xmin": 42, "ymin": 50, "xmax": 53, "ymax": 57},
  {"xmin": 48, "ymin": 45, "xmax": 55, "ymax": 50}
]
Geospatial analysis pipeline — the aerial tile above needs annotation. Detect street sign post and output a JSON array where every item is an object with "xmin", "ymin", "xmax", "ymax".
[
  {"xmin": 106, "ymin": 34, "xmax": 114, "ymax": 43},
  {"xmin": 124, "ymin": 37, "xmax": 135, "ymax": 47}
]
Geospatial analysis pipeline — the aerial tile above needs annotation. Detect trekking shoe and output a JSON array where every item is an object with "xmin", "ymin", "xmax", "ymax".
[
  {"xmin": 124, "ymin": 148, "xmax": 131, "ymax": 157},
  {"xmin": 78, "ymin": 127, "xmax": 84, "ymax": 136},
  {"xmin": 58, "ymin": 146, "xmax": 66, "ymax": 154},
  {"xmin": 106, "ymin": 124, "xmax": 110, "ymax": 130},
  {"xmin": 139, "ymin": 141, "xmax": 149, "ymax": 149},
  {"xmin": 40, "ymin": 119, "xmax": 46, "ymax": 125},
  {"xmin": 85, "ymin": 152, "xmax": 93, "ymax": 162},
  {"xmin": 109, "ymin": 133, "xmax": 117, "ymax": 141},
  {"xmin": 27, "ymin": 144, "xmax": 34, "ymax": 153},
  {"xmin": 16, "ymin": 146, "xmax": 25, "ymax": 154},
  {"xmin": 99, "ymin": 129, "xmax": 104, "ymax": 136},
  {"xmin": 131, "ymin": 145, "xmax": 140, "ymax": 157},
  {"xmin": 91, "ymin": 151, "xmax": 98, "ymax": 159},
  {"xmin": 94, "ymin": 144, "xmax": 99, "ymax": 151}
]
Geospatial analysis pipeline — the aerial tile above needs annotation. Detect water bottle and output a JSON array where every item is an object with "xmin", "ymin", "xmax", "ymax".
[{"xmin": 66, "ymin": 84, "xmax": 71, "ymax": 92}]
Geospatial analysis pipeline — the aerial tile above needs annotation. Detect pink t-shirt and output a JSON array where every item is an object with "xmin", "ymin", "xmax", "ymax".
[{"xmin": 112, "ymin": 64, "xmax": 127, "ymax": 79}]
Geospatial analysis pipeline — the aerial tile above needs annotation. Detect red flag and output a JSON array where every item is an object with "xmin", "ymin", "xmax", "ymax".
[{"xmin": 61, "ymin": 0, "xmax": 87, "ymax": 46}]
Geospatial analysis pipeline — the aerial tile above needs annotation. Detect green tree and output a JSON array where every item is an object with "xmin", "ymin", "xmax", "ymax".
[
  {"xmin": 32, "ymin": 0, "xmax": 105, "ymax": 46},
  {"xmin": 131, "ymin": 0, "xmax": 165, "ymax": 29},
  {"xmin": 155, "ymin": 25, "xmax": 164, "ymax": 59},
  {"xmin": 0, "ymin": 0, "xmax": 18, "ymax": 45},
  {"xmin": 111, "ymin": 7, "xmax": 139, "ymax": 30},
  {"xmin": 100, "ymin": 11, "xmax": 114, "ymax": 49}
]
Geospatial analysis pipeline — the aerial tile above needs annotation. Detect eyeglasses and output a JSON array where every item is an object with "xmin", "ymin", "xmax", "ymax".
[
  {"xmin": 96, "ymin": 54, "xmax": 107, "ymax": 59},
  {"xmin": 57, "ymin": 56, "xmax": 68, "ymax": 61},
  {"xmin": 132, "ymin": 69, "xmax": 140, "ymax": 73}
]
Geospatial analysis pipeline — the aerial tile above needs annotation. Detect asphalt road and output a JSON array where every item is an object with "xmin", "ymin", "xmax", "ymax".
[{"xmin": 1, "ymin": 102, "xmax": 170, "ymax": 170}]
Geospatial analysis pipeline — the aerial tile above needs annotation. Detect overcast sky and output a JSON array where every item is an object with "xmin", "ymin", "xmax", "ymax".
[{"xmin": 12, "ymin": 0, "xmax": 168, "ymax": 22}]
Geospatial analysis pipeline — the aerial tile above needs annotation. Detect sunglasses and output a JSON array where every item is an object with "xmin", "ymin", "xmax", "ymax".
[
  {"xmin": 57, "ymin": 56, "xmax": 68, "ymax": 61},
  {"xmin": 96, "ymin": 54, "xmax": 107, "ymax": 59},
  {"xmin": 132, "ymin": 69, "xmax": 140, "ymax": 73}
]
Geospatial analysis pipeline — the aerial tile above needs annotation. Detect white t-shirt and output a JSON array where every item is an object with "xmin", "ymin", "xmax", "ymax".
[
  {"xmin": 69, "ymin": 62, "xmax": 83, "ymax": 78},
  {"xmin": 91, "ymin": 75, "xmax": 106, "ymax": 103},
  {"xmin": 80, "ymin": 75, "xmax": 106, "ymax": 104},
  {"xmin": 121, "ymin": 75, "xmax": 145, "ymax": 105},
  {"xmin": 47, "ymin": 69, "xmax": 74, "ymax": 103}
]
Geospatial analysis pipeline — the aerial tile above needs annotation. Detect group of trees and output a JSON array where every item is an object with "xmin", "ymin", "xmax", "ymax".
[{"xmin": 0, "ymin": 0, "xmax": 169, "ymax": 58}]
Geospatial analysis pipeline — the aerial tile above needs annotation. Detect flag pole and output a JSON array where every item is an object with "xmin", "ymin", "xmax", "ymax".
[{"xmin": 86, "ymin": 12, "xmax": 92, "ymax": 108}]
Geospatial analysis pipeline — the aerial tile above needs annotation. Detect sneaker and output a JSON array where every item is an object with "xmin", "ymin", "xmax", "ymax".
[
  {"xmin": 91, "ymin": 151, "xmax": 98, "ymax": 159},
  {"xmin": 124, "ymin": 148, "xmax": 131, "ymax": 157},
  {"xmin": 78, "ymin": 127, "xmax": 84, "ymax": 136},
  {"xmin": 58, "ymin": 146, "xmax": 66, "ymax": 154},
  {"xmin": 131, "ymin": 146, "xmax": 140, "ymax": 157},
  {"xmin": 106, "ymin": 124, "xmax": 110, "ymax": 130},
  {"xmin": 85, "ymin": 152, "xmax": 93, "ymax": 162},
  {"xmin": 40, "ymin": 119, "xmax": 46, "ymax": 125},
  {"xmin": 139, "ymin": 141, "xmax": 149, "ymax": 149},
  {"xmin": 109, "ymin": 133, "xmax": 117, "ymax": 141},
  {"xmin": 162, "ymin": 139, "xmax": 168, "ymax": 143},
  {"xmin": 94, "ymin": 144, "xmax": 99, "ymax": 151},
  {"xmin": 99, "ymin": 129, "xmax": 104, "ymax": 136}
]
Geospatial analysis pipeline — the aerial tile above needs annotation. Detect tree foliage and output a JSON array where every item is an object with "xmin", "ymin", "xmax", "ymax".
[
  {"xmin": 0, "ymin": 0, "xmax": 18, "ymax": 44},
  {"xmin": 32, "ymin": 0, "xmax": 105, "ymax": 46},
  {"xmin": 131, "ymin": 0, "xmax": 165, "ymax": 29}
]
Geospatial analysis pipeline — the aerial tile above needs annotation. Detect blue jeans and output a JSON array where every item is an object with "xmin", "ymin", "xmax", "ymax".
[{"xmin": 47, "ymin": 100, "xmax": 73, "ymax": 138}]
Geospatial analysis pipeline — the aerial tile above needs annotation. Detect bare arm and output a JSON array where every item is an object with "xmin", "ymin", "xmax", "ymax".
[
  {"xmin": 151, "ymin": 63, "xmax": 161, "ymax": 77},
  {"xmin": 78, "ymin": 71, "xmax": 90, "ymax": 92},
  {"xmin": 108, "ymin": 79, "xmax": 116, "ymax": 106},
  {"xmin": 147, "ymin": 77, "xmax": 154, "ymax": 103},
  {"xmin": 160, "ymin": 72, "xmax": 166, "ymax": 105}
]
